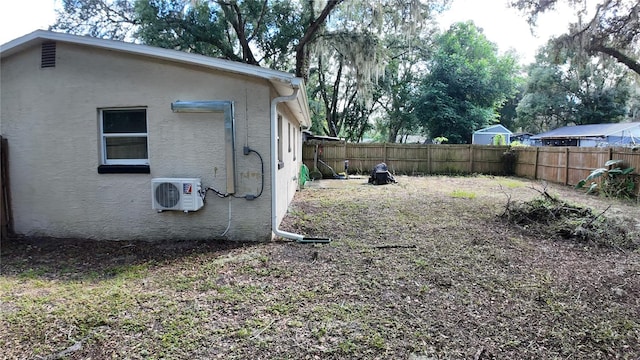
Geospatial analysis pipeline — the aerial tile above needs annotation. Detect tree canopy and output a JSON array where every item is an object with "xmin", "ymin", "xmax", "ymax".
[
  {"xmin": 516, "ymin": 42, "xmax": 631, "ymax": 133},
  {"xmin": 52, "ymin": 0, "xmax": 452, "ymax": 142},
  {"xmin": 413, "ymin": 21, "xmax": 520, "ymax": 144},
  {"xmin": 52, "ymin": 1, "xmax": 639, "ymax": 142},
  {"xmin": 510, "ymin": 0, "xmax": 640, "ymax": 75},
  {"xmin": 53, "ymin": 0, "xmax": 345, "ymax": 78}
]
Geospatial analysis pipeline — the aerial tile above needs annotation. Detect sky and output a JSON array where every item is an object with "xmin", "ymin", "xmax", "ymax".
[
  {"xmin": 436, "ymin": 0, "xmax": 574, "ymax": 64},
  {"xmin": 0, "ymin": 0, "xmax": 59, "ymax": 45},
  {"xmin": 0, "ymin": 0, "xmax": 573, "ymax": 65}
]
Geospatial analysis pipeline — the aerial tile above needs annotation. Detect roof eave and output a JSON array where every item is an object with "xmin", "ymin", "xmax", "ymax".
[
  {"xmin": 2, "ymin": 30, "xmax": 312, "ymax": 127},
  {"xmin": 2, "ymin": 30, "xmax": 292, "ymax": 81}
]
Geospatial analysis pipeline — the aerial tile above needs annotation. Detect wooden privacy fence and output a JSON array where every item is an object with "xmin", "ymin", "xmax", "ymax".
[
  {"xmin": 304, "ymin": 142, "xmax": 510, "ymax": 176},
  {"xmin": 512, "ymin": 146, "xmax": 640, "ymax": 186},
  {"xmin": 303, "ymin": 141, "xmax": 640, "ymax": 191}
]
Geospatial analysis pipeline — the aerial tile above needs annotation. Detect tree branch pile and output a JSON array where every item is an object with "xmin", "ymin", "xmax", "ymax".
[{"xmin": 500, "ymin": 187, "xmax": 639, "ymax": 250}]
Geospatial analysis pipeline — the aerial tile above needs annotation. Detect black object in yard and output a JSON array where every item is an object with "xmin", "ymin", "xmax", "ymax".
[{"xmin": 368, "ymin": 162, "xmax": 396, "ymax": 185}]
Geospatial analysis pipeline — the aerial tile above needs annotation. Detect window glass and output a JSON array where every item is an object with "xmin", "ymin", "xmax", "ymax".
[
  {"xmin": 103, "ymin": 109, "xmax": 147, "ymax": 133},
  {"xmin": 288, "ymin": 123, "xmax": 291, "ymax": 152},
  {"xmin": 101, "ymin": 108, "xmax": 148, "ymax": 165},
  {"xmin": 105, "ymin": 137, "xmax": 148, "ymax": 159},
  {"xmin": 292, "ymin": 127, "xmax": 296, "ymax": 160},
  {"xmin": 277, "ymin": 115, "xmax": 283, "ymax": 166}
]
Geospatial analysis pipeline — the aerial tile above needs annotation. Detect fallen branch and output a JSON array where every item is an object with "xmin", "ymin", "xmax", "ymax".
[
  {"xmin": 530, "ymin": 182, "xmax": 559, "ymax": 203},
  {"xmin": 251, "ymin": 319, "xmax": 276, "ymax": 339},
  {"xmin": 499, "ymin": 184, "xmax": 512, "ymax": 218},
  {"xmin": 36, "ymin": 325, "xmax": 109, "ymax": 360},
  {"xmin": 585, "ymin": 205, "xmax": 611, "ymax": 228},
  {"xmin": 373, "ymin": 244, "xmax": 417, "ymax": 249},
  {"xmin": 39, "ymin": 341, "xmax": 83, "ymax": 360}
]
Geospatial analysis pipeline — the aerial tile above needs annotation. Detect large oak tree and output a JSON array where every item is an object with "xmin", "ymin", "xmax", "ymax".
[
  {"xmin": 52, "ymin": 0, "xmax": 450, "ymax": 140},
  {"xmin": 511, "ymin": 0, "xmax": 640, "ymax": 75},
  {"xmin": 414, "ymin": 22, "xmax": 520, "ymax": 144}
]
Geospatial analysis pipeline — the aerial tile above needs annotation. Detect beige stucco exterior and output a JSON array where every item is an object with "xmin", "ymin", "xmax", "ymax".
[{"xmin": 0, "ymin": 32, "xmax": 307, "ymax": 241}]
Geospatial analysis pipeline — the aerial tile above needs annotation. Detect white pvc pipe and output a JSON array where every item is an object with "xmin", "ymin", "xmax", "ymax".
[{"xmin": 270, "ymin": 85, "xmax": 305, "ymax": 241}]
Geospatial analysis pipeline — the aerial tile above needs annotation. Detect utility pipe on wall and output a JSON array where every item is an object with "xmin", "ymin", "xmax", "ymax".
[
  {"xmin": 270, "ymin": 85, "xmax": 304, "ymax": 241},
  {"xmin": 270, "ymin": 81, "xmax": 330, "ymax": 243}
]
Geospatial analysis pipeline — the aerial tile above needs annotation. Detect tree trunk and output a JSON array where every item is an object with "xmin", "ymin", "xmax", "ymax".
[
  {"xmin": 295, "ymin": 0, "xmax": 343, "ymax": 81},
  {"xmin": 221, "ymin": 2, "xmax": 259, "ymax": 65},
  {"xmin": 387, "ymin": 127, "xmax": 399, "ymax": 143}
]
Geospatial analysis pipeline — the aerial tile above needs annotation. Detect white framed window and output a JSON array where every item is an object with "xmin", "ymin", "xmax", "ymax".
[
  {"xmin": 288, "ymin": 123, "xmax": 292, "ymax": 153},
  {"xmin": 292, "ymin": 126, "xmax": 297, "ymax": 161},
  {"xmin": 100, "ymin": 108, "xmax": 149, "ymax": 165},
  {"xmin": 277, "ymin": 115, "xmax": 284, "ymax": 169}
]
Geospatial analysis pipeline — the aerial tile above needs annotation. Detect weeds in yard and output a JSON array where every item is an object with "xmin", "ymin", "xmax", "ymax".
[
  {"xmin": 451, "ymin": 189, "xmax": 476, "ymax": 199},
  {"xmin": 2, "ymin": 177, "xmax": 639, "ymax": 359},
  {"xmin": 338, "ymin": 339, "xmax": 357, "ymax": 353},
  {"xmin": 414, "ymin": 258, "xmax": 430, "ymax": 269},
  {"xmin": 496, "ymin": 178, "xmax": 525, "ymax": 189}
]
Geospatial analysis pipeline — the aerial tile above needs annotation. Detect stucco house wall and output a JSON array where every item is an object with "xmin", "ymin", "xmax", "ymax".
[
  {"xmin": 272, "ymin": 102, "xmax": 302, "ymax": 218},
  {"xmin": 0, "ymin": 31, "xmax": 307, "ymax": 241}
]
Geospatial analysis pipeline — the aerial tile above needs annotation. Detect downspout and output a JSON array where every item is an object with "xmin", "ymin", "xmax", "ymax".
[{"xmin": 270, "ymin": 82, "xmax": 329, "ymax": 243}]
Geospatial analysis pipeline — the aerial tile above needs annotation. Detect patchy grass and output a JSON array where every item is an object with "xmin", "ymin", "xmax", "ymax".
[
  {"xmin": 495, "ymin": 177, "xmax": 527, "ymax": 189},
  {"xmin": 450, "ymin": 189, "xmax": 477, "ymax": 199},
  {"xmin": 1, "ymin": 175, "xmax": 639, "ymax": 359}
]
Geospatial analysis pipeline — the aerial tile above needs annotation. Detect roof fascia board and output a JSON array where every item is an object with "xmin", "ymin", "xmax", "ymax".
[{"xmin": 476, "ymin": 132, "xmax": 511, "ymax": 135}]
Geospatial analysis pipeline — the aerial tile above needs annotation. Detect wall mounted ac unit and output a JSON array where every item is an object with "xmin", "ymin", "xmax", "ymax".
[{"xmin": 152, "ymin": 178, "xmax": 204, "ymax": 212}]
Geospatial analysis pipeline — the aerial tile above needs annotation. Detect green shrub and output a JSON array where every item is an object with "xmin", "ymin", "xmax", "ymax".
[{"xmin": 575, "ymin": 160, "xmax": 637, "ymax": 199}]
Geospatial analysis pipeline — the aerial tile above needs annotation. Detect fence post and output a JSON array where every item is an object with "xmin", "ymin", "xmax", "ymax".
[
  {"xmin": 469, "ymin": 145, "xmax": 474, "ymax": 173},
  {"xmin": 344, "ymin": 141, "xmax": 348, "ymax": 173},
  {"xmin": 384, "ymin": 143, "xmax": 387, "ymax": 164},
  {"xmin": 0, "ymin": 136, "xmax": 4, "ymax": 239},
  {"xmin": 533, "ymin": 147, "xmax": 539, "ymax": 180},
  {"xmin": 609, "ymin": 147, "xmax": 613, "ymax": 162},
  {"xmin": 313, "ymin": 144, "xmax": 318, "ymax": 170},
  {"xmin": 427, "ymin": 145, "xmax": 432, "ymax": 174},
  {"xmin": 564, "ymin": 147, "xmax": 570, "ymax": 185}
]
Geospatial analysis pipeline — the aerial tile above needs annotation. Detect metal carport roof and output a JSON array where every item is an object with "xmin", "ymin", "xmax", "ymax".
[{"xmin": 532, "ymin": 123, "xmax": 640, "ymax": 139}]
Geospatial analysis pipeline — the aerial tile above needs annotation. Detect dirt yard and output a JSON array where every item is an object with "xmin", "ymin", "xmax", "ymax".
[{"xmin": 1, "ymin": 175, "xmax": 639, "ymax": 359}]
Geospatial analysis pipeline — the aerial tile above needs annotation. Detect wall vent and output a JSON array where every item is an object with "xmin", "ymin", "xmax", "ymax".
[{"xmin": 41, "ymin": 42, "xmax": 56, "ymax": 68}]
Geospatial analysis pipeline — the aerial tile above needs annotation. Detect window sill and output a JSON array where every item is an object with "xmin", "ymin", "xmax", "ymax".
[{"xmin": 98, "ymin": 165, "xmax": 150, "ymax": 174}]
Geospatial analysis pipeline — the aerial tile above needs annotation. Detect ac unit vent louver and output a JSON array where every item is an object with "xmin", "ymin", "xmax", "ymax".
[
  {"xmin": 41, "ymin": 42, "xmax": 56, "ymax": 68},
  {"xmin": 152, "ymin": 178, "xmax": 204, "ymax": 212}
]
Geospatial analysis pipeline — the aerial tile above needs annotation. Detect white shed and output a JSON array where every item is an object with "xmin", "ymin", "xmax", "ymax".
[{"xmin": 472, "ymin": 124, "xmax": 513, "ymax": 145}]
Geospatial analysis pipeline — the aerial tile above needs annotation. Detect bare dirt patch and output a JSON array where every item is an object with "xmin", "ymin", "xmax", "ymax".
[{"xmin": 1, "ymin": 175, "xmax": 639, "ymax": 359}]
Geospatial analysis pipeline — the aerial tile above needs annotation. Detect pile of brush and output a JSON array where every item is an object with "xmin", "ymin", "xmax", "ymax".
[{"xmin": 500, "ymin": 187, "xmax": 638, "ymax": 250}]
